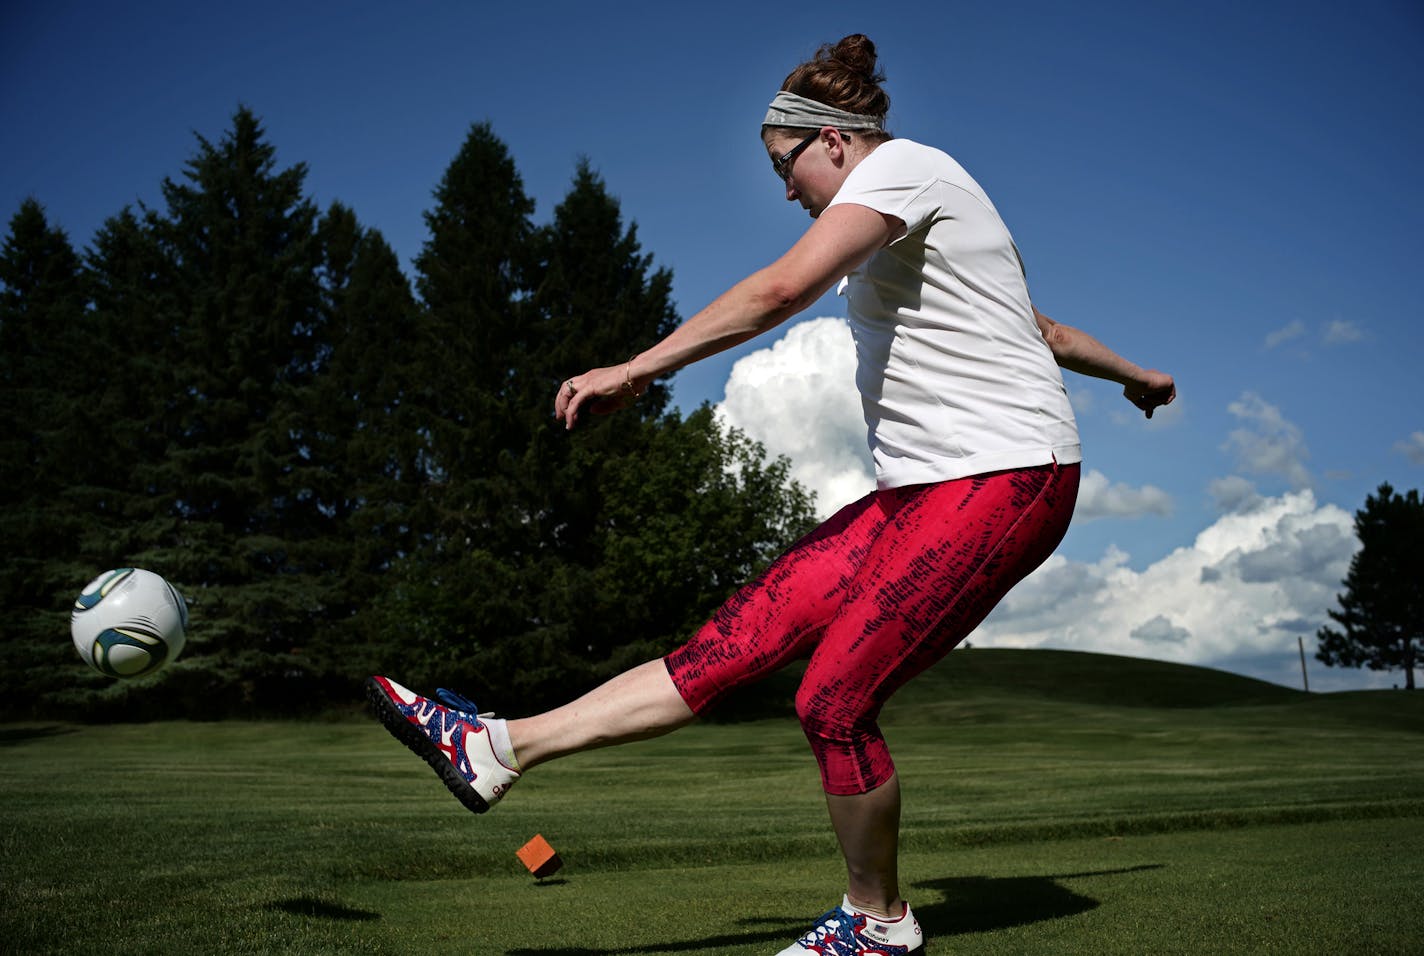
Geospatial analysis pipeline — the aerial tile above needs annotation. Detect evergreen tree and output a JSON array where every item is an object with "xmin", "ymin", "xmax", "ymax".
[
  {"xmin": 367, "ymin": 123, "xmax": 540, "ymax": 691},
  {"xmin": 0, "ymin": 200, "xmax": 90, "ymax": 709},
  {"xmin": 2, "ymin": 113, "xmax": 818, "ymax": 718},
  {"xmin": 1317, "ymin": 482, "xmax": 1424, "ymax": 689},
  {"xmin": 78, "ymin": 207, "xmax": 182, "ymax": 554},
  {"xmin": 95, "ymin": 107, "xmax": 332, "ymax": 713},
  {"xmin": 296, "ymin": 203, "xmax": 425, "ymax": 684}
]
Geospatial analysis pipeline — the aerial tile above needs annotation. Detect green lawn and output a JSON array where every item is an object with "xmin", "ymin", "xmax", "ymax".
[{"xmin": 3, "ymin": 650, "xmax": 1422, "ymax": 954}]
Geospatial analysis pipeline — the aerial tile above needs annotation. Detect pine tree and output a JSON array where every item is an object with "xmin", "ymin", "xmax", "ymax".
[
  {"xmin": 295, "ymin": 203, "xmax": 425, "ymax": 686},
  {"xmin": 105, "ymin": 107, "xmax": 331, "ymax": 713},
  {"xmin": 366, "ymin": 123, "xmax": 541, "ymax": 692},
  {"xmin": 79, "ymin": 207, "xmax": 181, "ymax": 553},
  {"xmin": 0, "ymin": 199, "xmax": 91, "ymax": 712},
  {"xmin": 1317, "ymin": 482, "xmax": 1424, "ymax": 689},
  {"xmin": 4, "ymin": 114, "xmax": 819, "ymax": 718}
]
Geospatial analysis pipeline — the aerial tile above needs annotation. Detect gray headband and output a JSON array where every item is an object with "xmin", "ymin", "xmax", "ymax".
[{"xmin": 762, "ymin": 91, "xmax": 884, "ymax": 131}]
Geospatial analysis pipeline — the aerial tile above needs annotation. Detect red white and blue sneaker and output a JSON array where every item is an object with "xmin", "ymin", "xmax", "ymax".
[
  {"xmin": 774, "ymin": 896, "xmax": 924, "ymax": 955},
  {"xmin": 366, "ymin": 676, "xmax": 520, "ymax": 813}
]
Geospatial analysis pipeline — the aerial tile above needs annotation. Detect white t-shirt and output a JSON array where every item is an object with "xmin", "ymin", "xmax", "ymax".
[{"xmin": 826, "ymin": 138, "xmax": 1081, "ymax": 489}]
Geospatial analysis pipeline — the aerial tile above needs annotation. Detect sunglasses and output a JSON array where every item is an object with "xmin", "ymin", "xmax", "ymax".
[{"xmin": 772, "ymin": 130, "xmax": 823, "ymax": 183}]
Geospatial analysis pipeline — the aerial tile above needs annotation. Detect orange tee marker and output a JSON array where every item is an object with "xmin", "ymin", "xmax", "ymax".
[{"xmin": 516, "ymin": 834, "xmax": 563, "ymax": 879}]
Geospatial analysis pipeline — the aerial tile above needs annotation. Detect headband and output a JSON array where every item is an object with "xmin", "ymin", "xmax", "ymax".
[{"xmin": 762, "ymin": 91, "xmax": 884, "ymax": 131}]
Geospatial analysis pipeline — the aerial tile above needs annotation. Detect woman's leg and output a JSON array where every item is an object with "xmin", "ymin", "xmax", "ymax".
[
  {"xmin": 507, "ymin": 659, "xmax": 694, "ymax": 770},
  {"xmin": 507, "ymin": 489, "xmax": 894, "ymax": 771},
  {"xmin": 826, "ymin": 773, "xmax": 903, "ymax": 918},
  {"xmin": 797, "ymin": 464, "xmax": 1080, "ymax": 918},
  {"xmin": 367, "ymin": 492, "xmax": 885, "ymax": 815}
]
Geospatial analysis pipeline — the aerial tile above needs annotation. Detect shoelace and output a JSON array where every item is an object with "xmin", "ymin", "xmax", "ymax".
[
  {"xmin": 798, "ymin": 908, "xmax": 857, "ymax": 954},
  {"xmin": 434, "ymin": 687, "xmax": 491, "ymax": 723}
]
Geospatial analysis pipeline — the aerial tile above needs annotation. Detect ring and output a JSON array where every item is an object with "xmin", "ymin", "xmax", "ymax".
[{"xmin": 565, "ymin": 380, "xmax": 577, "ymax": 397}]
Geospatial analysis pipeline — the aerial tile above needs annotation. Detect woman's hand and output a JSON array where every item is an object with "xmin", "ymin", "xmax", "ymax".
[
  {"xmin": 554, "ymin": 361, "xmax": 643, "ymax": 430},
  {"xmin": 1123, "ymin": 370, "xmax": 1176, "ymax": 419},
  {"xmin": 1033, "ymin": 307, "xmax": 1177, "ymax": 420}
]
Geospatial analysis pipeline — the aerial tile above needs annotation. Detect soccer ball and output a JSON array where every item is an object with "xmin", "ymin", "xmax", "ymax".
[{"xmin": 71, "ymin": 568, "xmax": 189, "ymax": 678}]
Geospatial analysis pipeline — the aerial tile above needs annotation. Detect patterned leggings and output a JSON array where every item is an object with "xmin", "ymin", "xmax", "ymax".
[{"xmin": 664, "ymin": 462, "xmax": 1079, "ymax": 795}]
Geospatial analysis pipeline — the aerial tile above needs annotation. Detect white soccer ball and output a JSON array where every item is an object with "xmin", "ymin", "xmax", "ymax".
[{"xmin": 71, "ymin": 568, "xmax": 189, "ymax": 679}]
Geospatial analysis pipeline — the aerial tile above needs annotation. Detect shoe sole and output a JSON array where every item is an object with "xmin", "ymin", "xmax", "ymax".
[{"xmin": 365, "ymin": 677, "xmax": 492, "ymax": 814}]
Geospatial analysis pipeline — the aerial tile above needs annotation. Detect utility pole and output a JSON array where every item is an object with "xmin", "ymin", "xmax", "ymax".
[{"xmin": 1298, "ymin": 636, "xmax": 1310, "ymax": 693}]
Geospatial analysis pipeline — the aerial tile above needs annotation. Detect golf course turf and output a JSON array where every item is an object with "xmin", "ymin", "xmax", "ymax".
[{"xmin": 4, "ymin": 649, "xmax": 1421, "ymax": 954}]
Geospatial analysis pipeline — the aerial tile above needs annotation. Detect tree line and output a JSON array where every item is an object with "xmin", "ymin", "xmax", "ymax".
[{"xmin": 0, "ymin": 108, "xmax": 817, "ymax": 720}]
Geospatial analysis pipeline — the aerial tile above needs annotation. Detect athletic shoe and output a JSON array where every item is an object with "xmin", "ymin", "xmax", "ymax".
[
  {"xmin": 774, "ymin": 896, "xmax": 924, "ymax": 955},
  {"xmin": 365, "ymin": 676, "xmax": 519, "ymax": 813}
]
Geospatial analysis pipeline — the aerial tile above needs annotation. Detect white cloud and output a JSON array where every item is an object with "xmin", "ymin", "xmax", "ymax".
[
  {"xmin": 1223, "ymin": 392, "xmax": 1312, "ymax": 490},
  {"xmin": 1394, "ymin": 431, "xmax": 1424, "ymax": 465},
  {"xmin": 714, "ymin": 317, "xmax": 873, "ymax": 516},
  {"xmin": 974, "ymin": 489, "xmax": 1358, "ymax": 682},
  {"xmin": 1265, "ymin": 319, "xmax": 1306, "ymax": 349},
  {"xmin": 1075, "ymin": 469, "xmax": 1173, "ymax": 521},
  {"xmin": 1323, "ymin": 319, "xmax": 1364, "ymax": 345},
  {"xmin": 1131, "ymin": 614, "xmax": 1192, "ymax": 645},
  {"xmin": 1207, "ymin": 475, "xmax": 1263, "ymax": 514},
  {"xmin": 1263, "ymin": 319, "xmax": 1365, "ymax": 358}
]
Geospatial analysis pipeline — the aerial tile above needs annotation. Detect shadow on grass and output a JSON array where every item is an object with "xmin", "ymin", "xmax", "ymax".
[
  {"xmin": 266, "ymin": 896, "xmax": 381, "ymax": 921},
  {"xmin": 0, "ymin": 726, "xmax": 75, "ymax": 746},
  {"xmin": 505, "ymin": 864, "xmax": 1164, "ymax": 955},
  {"xmin": 913, "ymin": 864, "xmax": 1164, "ymax": 936}
]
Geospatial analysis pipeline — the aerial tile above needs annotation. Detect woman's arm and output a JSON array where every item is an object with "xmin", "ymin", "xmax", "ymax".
[
  {"xmin": 556, "ymin": 203, "xmax": 900, "ymax": 429},
  {"xmin": 1033, "ymin": 306, "xmax": 1176, "ymax": 419}
]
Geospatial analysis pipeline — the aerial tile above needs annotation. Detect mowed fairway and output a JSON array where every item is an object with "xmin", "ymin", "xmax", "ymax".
[{"xmin": 4, "ymin": 649, "xmax": 1422, "ymax": 955}]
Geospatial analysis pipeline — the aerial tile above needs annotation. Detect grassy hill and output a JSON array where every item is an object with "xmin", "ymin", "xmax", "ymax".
[
  {"xmin": 3, "ymin": 648, "xmax": 1422, "ymax": 955},
  {"xmin": 891, "ymin": 647, "xmax": 1304, "ymax": 709},
  {"xmin": 718, "ymin": 646, "xmax": 1422, "ymax": 732}
]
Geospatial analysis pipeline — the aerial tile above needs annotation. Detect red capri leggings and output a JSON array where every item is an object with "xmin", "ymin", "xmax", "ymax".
[{"xmin": 664, "ymin": 461, "xmax": 1079, "ymax": 795}]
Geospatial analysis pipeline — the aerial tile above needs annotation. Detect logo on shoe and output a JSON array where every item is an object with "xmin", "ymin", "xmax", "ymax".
[{"xmin": 848, "ymin": 914, "xmax": 912, "ymax": 955}]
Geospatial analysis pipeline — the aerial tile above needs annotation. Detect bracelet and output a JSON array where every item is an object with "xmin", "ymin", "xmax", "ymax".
[{"xmin": 621, "ymin": 355, "xmax": 641, "ymax": 397}]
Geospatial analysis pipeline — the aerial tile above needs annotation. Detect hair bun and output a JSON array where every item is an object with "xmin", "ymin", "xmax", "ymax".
[
  {"xmin": 777, "ymin": 33, "xmax": 891, "ymax": 126},
  {"xmin": 828, "ymin": 34, "xmax": 881, "ymax": 82}
]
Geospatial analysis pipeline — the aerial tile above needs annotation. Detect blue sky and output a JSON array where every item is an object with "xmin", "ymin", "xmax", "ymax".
[{"xmin": 4, "ymin": 0, "xmax": 1421, "ymax": 690}]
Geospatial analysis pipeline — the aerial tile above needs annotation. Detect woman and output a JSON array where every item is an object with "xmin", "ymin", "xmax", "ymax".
[{"xmin": 368, "ymin": 34, "xmax": 1175, "ymax": 955}]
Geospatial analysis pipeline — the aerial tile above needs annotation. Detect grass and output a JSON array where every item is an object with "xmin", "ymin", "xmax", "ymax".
[{"xmin": 3, "ymin": 649, "xmax": 1422, "ymax": 954}]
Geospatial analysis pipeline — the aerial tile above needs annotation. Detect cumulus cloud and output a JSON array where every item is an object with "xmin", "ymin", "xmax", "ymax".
[
  {"xmin": 1223, "ymin": 392, "xmax": 1312, "ymax": 490},
  {"xmin": 1264, "ymin": 320, "xmax": 1306, "ymax": 349},
  {"xmin": 1394, "ymin": 431, "xmax": 1424, "ymax": 465},
  {"xmin": 1075, "ymin": 469, "xmax": 1173, "ymax": 521},
  {"xmin": 1131, "ymin": 615, "xmax": 1192, "ymax": 645},
  {"xmin": 714, "ymin": 317, "xmax": 873, "ymax": 515},
  {"xmin": 973, "ymin": 489, "xmax": 1357, "ymax": 685},
  {"xmin": 1323, "ymin": 319, "xmax": 1364, "ymax": 345},
  {"xmin": 1207, "ymin": 475, "xmax": 1263, "ymax": 514}
]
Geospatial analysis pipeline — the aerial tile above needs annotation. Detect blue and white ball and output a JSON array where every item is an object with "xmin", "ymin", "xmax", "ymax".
[{"xmin": 71, "ymin": 568, "xmax": 188, "ymax": 678}]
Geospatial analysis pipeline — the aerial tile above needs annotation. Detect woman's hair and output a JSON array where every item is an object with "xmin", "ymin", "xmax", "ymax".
[{"xmin": 770, "ymin": 34, "xmax": 893, "ymax": 143}]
